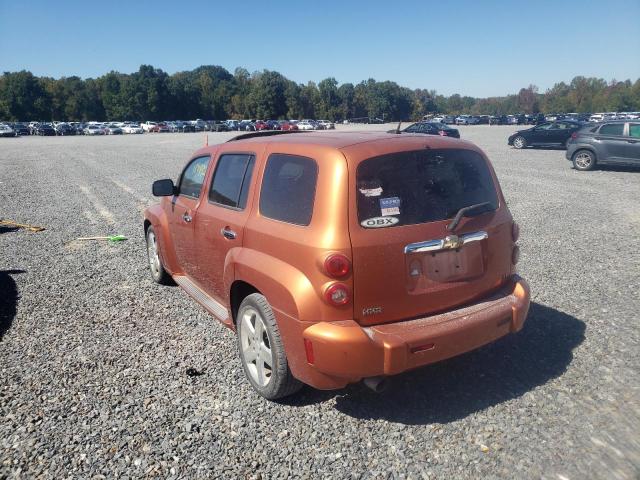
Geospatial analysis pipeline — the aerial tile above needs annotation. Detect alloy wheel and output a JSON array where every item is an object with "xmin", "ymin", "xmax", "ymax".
[{"xmin": 240, "ymin": 308, "xmax": 273, "ymax": 387}]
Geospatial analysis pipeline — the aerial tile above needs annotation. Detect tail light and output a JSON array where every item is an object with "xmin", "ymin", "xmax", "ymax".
[
  {"xmin": 324, "ymin": 283, "xmax": 350, "ymax": 306},
  {"xmin": 324, "ymin": 253, "xmax": 350, "ymax": 278},
  {"xmin": 512, "ymin": 222, "xmax": 520, "ymax": 242},
  {"xmin": 571, "ymin": 132, "xmax": 578, "ymax": 139}
]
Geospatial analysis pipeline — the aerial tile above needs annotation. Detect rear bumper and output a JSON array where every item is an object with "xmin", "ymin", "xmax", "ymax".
[{"xmin": 301, "ymin": 276, "xmax": 530, "ymax": 387}]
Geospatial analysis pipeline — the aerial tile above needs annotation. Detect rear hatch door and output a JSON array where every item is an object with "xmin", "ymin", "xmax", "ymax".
[{"xmin": 345, "ymin": 143, "xmax": 514, "ymax": 326}]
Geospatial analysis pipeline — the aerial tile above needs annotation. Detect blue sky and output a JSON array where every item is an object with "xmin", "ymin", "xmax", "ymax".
[{"xmin": 1, "ymin": 0, "xmax": 638, "ymax": 97}]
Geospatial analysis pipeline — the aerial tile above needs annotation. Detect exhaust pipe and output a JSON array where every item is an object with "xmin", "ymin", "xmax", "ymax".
[{"xmin": 363, "ymin": 376, "xmax": 388, "ymax": 393}]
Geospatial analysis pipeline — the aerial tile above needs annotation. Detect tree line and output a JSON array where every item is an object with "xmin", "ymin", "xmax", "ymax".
[{"xmin": 1, "ymin": 65, "xmax": 639, "ymax": 122}]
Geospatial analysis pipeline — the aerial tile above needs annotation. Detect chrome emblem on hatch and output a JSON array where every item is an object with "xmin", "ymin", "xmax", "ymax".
[{"xmin": 442, "ymin": 234, "xmax": 463, "ymax": 250}]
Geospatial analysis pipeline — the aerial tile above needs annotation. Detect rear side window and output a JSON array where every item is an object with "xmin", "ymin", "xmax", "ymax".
[
  {"xmin": 599, "ymin": 123, "xmax": 624, "ymax": 136},
  {"xmin": 209, "ymin": 154, "xmax": 255, "ymax": 209},
  {"xmin": 357, "ymin": 149, "xmax": 498, "ymax": 228},
  {"xmin": 260, "ymin": 154, "xmax": 318, "ymax": 226},
  {"xmin": 629, "ymin": 124, "xmax": 640, "ymax": 138},
  {"xmin": 179, "ymin": 156, "xmax": 210, "ymax": 199}
]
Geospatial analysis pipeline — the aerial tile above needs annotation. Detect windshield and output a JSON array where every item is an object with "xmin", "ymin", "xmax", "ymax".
[{"xmin": 357, "ymin": 148, "xmax": 498, "ymax": 228}]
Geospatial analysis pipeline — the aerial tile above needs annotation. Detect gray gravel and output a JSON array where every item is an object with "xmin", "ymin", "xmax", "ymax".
[{"xmin": 1, "ymin": 126, "xmax": 639, "ymax": 479}]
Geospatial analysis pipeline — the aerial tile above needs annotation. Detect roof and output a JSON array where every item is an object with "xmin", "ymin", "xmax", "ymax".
[{"xmin": 221, "ymin": 131, "xmax": 476, "ymax": 150}]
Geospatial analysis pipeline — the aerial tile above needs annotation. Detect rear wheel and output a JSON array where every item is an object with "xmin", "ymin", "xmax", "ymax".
[
  {"xmin": 572, "ymin": 150, "xmax": 596, "ymax": 171},
  {"xmin": 146, "ymin": 226, "xmax": 172, "ymax": 284},
  {"xmin": 512, "ymin": 136, "xmax": 527, "ymax": 149},
  {"xmin": 237, "ymin": 293, "xmax": 302, "ymax": 400}
]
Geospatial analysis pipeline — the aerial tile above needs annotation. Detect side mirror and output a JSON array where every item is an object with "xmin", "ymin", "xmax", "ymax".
[{"xmin": 152, "ymin": 179, "xmax": 176, "ymax": 197}]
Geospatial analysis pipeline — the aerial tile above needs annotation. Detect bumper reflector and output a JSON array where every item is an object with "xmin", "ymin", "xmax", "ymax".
[{"xmin": 304, "ymin": 338, "xmax": 315, "ymax": 364}]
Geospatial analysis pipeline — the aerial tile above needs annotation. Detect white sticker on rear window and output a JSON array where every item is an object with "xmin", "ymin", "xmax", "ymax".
[
  {"xmin": 361, "ymin": 216, "xmax": 399, "ymax": 228},
  {"xmin": 359, "ymin": 186, "xmax": 383, "ymax": 197},
  {"xmin": 379, "ymin": 197, "xmax": 401, "ymax": 216}
]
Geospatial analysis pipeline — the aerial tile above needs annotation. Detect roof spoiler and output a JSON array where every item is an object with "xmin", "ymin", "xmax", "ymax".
[{"xmin": 227, "ymin": 130, "xmax": 307, "ymax": 142}]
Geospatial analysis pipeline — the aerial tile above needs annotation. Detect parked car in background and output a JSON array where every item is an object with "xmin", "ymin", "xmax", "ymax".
[
  {"xmin": 442, "ymin": 115, "xmax": 456, "ymax": 125},
  {"xmin": 144, "ymin": 130, "xmax": 529, "ymax": 399},
  {"xmin": 566, "ymin": 121, "xmax": 640, "ymax": 171},
  {"xmin": 104, "ymin": 125, "xmax": 122, "ymax": 135},
  {"xmin": 192, "ymin": 119, "xmax": 206, "ymax": 132},
  {"xmin": 34, "ymin": 123, "xmax": 56, "ymax": 136},
  {"xmin": 237, "ymin": 120, "xmax": 255, "ymax": 131},
  {"xmin": 525, "ymin": 114, "xmax": 545, "ymax": 125},
  {"xmin": 279, "ymin": 121, "xmax": 298, "ymax": 131},
  {"xmin": 141, "ymin": 121, "xmax": 157, "ymax": 132},
  {"xmin": 225, "ymin": 120, "xmax": 239, "ymax": 131},
  {"xmin": 318, "ymin": 120, "xmax": 335, "ymax": 130},
  {"xmin": 0, "ymin": 124, "xmax": 18, "ymax": 137},
  {"xmin": 297, "ymin": 120, "xmax": 315, "ymax": 130},
  {"xmin": 254, "ymin": 120, "xmax": 269, "ymax": 131},
  {"xmin": 508, "ymin": 120, "xmax": 583, "ymax": 149},
  {"xmin": 10, "ymin": 122, "xmax": 30, "ymax": 135},
  {"xmin": 266, "ymin": 120, "xmax": 281, "ymax": 130},
  {"xmin": 207, "ymin": 121, "xmax": 228, "ymax": 132},
  {"xmin": 84, "ymin": 124, "xmax": 104, "ymax": 135},
  {"xmin": 54, "ymin": 123, "xmax": 76, "ymax": 135},
  {"xmin": 393, "ymin": 122, "xmax": 460, "ymax": 138},
  {"xmin": 489, "ymin": 115, "xmax": 508, "ymax": 125},
  {"xmin": 123, "ymin": 124, "xmax": 144, "ymax": 134}
]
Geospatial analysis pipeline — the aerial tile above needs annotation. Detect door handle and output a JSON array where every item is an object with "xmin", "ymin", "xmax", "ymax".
[
  {"xmin": 221, "ymin": 227, "xmax": 236, "ymax": 240},
  {"xmin": 182, "ymin": 213, "xmax": 192, "ymax": 223}
]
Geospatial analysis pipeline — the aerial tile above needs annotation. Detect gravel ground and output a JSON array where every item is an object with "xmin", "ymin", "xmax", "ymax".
[{"xmin": 1, "ymin": 125, "xmax": 638, "ymax": 479}]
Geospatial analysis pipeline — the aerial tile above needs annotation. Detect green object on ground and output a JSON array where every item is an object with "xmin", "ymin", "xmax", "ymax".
[{"xmin": 76, "ymin": 234, "xmax": 128, "ymax": 242}]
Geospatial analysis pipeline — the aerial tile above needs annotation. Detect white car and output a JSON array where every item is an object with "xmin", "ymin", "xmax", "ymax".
[
  {"xmin": 0, "ymin": 124, "xmax": 17, "ymax": 137},
  {"xmin": 430, "ymin": 116, "xmax": 445, "ymax": 123},
  {"xmin": 297, "ymin": 121, "xmax": 315, "ymax": 131},
  {"xmin": 123, "ymin": 125, "xmax": 144, "ymax": 134},
  {"xmin": 84, "ymin": 125, "xmax": 105, "ymax": 135},
  {"xmin": 456, "ymin": 115, "xmax": 478, "ymax": 125},
  {"xmin": 141, "ymin": 121, "xmax": 157, "ymax": 132}
]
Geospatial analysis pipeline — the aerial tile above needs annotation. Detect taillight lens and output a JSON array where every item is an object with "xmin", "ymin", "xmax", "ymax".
[
  {"xmin": 512, "ymin": 222, "xmax": 520, "ymax": 242},
  {"xmin": 324, "ymin": 283, "xmax": 350, "ymax": 306},
  {"xmin": 438, "ymin": 130, "xmax": 446, "ymax": 136},
  {"xmin": 324, "ymin": 253, "xmax": 350, "ymax": 278},
  {"xmin": 571, "ymin": 132, "xmax": 578, "ymax": 139}
]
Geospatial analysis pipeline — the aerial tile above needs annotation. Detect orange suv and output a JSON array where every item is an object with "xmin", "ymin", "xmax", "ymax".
[{"xmin": 144, "ymin": 131, "xmax": 530, "ymax": 399}]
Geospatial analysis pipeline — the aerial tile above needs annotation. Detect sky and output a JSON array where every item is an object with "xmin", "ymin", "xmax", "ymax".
[{"xmin": 1, "ymin": 0, "xmax": 639, "ymax": 98}]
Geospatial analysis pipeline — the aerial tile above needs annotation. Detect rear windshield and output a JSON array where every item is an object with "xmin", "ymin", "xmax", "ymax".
[{"xmin": 357, "ymin": 149, "xmax": 498, "ymax": 228}]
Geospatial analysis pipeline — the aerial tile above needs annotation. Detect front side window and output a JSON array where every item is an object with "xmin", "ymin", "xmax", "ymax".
[
  {"xmin": 179, "ymin": 156, "xmax": 210, "ymax": 199},
  {"xmin": 599, "ymin": 123, "xmax": 625, "ymax": 136},
  {"xmin": 209, "ymin": 154, "xmax": 255, "ymax": 209},
  {"xmin": 629, "ymin": 123, "xmax": 640, "ymax": 138},
  {"xmin": 357, "ymin": 149, "xmax": 498, "ymax": 228},
  {"xmin": 260, "ymin": 154, "xmax": 318, "ymax": 226}
]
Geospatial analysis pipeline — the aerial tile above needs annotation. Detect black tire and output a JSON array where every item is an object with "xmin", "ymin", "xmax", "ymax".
[
  {"xmin": 512, "ymin": 136, "xmax": 527, "ymax": 149},
  {"xmin": 572, "ymin": 149, "xmax": 596, "ymax": 171},
  {"xmin": 145, "ymin": 226, "xmax": 172, "ymax": 285},
  {"xmin": 236, "ymin": 293, "xmax": 302, "ymax": 400}
]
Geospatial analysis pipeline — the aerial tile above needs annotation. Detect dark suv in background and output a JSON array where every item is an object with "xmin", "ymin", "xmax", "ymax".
[
  {"xmin": 566, "ymin": 121, "xmax": 640, "ymax": 171},
  {"xmin": 508, "ymin": 120, "xmax": 584, "ymax": 149}
]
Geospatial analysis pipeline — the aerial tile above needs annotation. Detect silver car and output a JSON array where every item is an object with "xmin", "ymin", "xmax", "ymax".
[{"xmin": 566, "ymin": 121, "xmax": 640, "ymax": 171}]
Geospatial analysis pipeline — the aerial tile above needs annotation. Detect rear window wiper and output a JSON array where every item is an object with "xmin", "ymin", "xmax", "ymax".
[{"xmin": 446, "ymin": 202, "xmax": 492, "ymax": 232}]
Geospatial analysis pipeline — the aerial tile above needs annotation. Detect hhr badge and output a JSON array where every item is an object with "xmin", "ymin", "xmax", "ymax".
[{"xmin": 363, "ymin": 306, "xmax": 383, "ymax": 316}]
